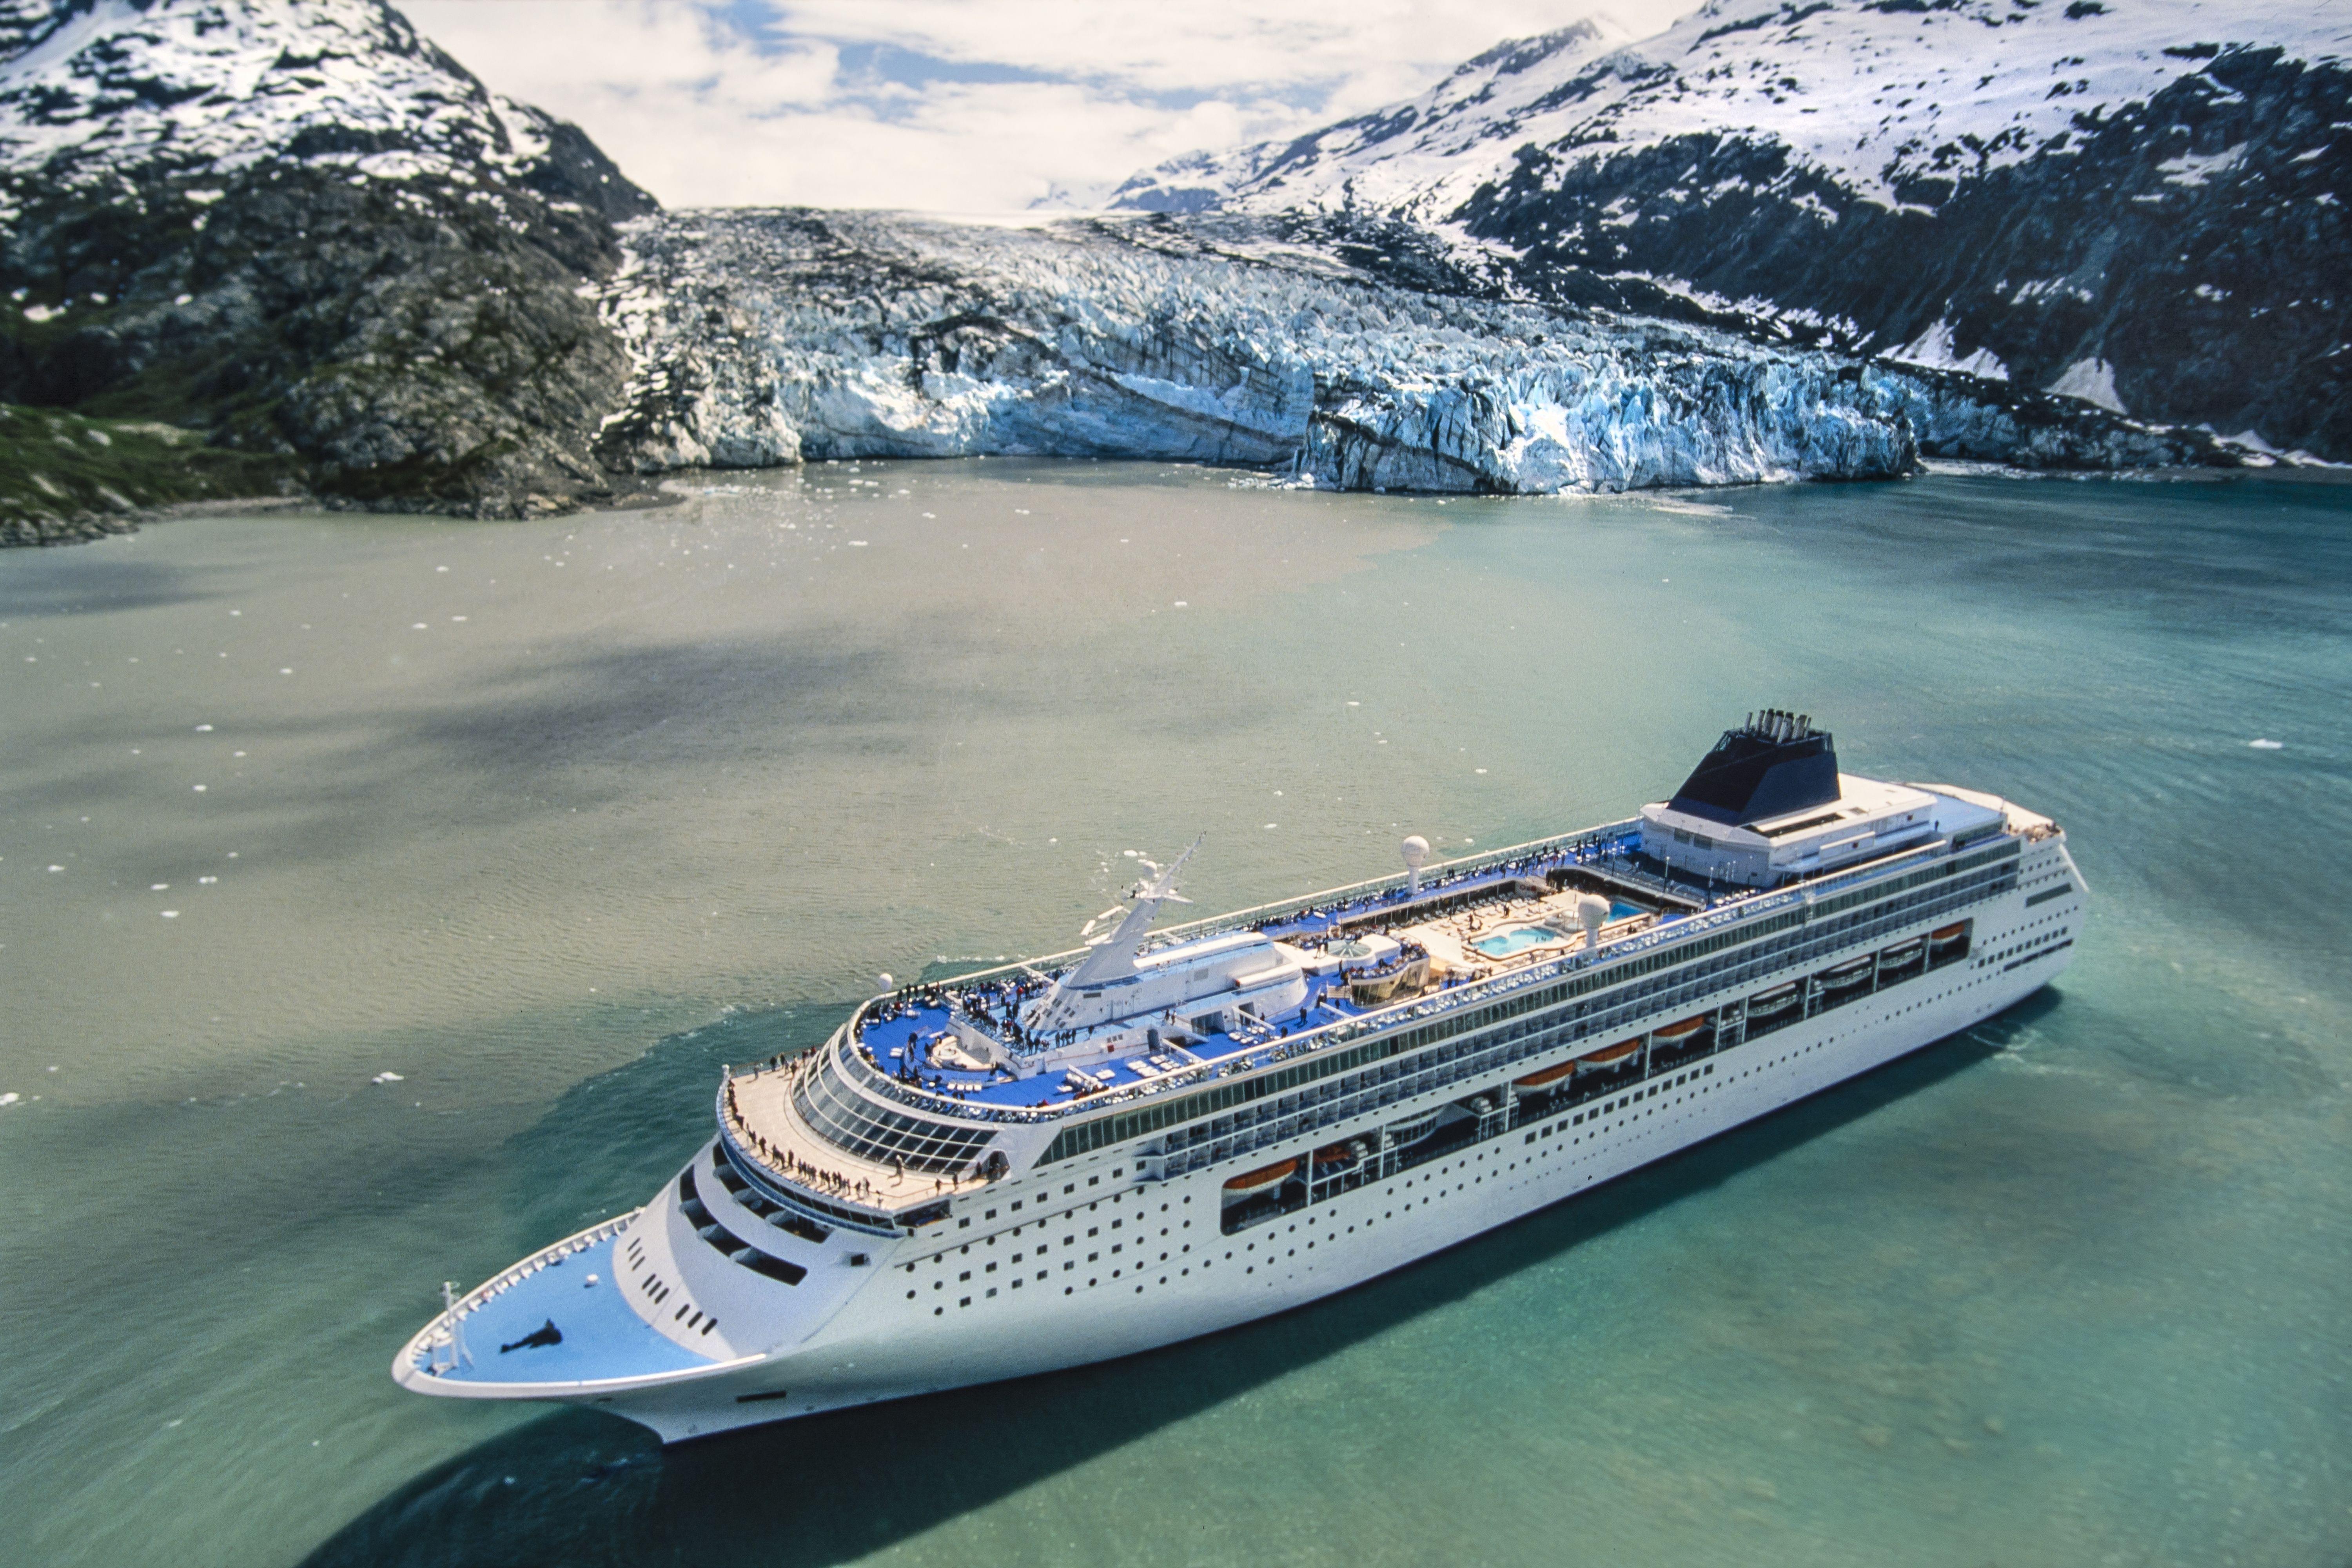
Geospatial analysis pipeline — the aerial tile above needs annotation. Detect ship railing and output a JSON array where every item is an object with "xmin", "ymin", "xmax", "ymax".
[
  {"xmin": 712, "ymin": 1087, "xmax": 927, "ymax": 1236},
  {"xmin": 734, "ymin": 828, "xmax": 2005, "ymax": 1139},
  {"xmin": 411, "ymin": 1209, "xmax": 642, "ymax": 1371}
]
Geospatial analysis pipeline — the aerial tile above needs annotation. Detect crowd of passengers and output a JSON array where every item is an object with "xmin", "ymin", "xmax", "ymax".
[{"xmin": 721, "ymin": 1076, "xmax": 1001, "ymax": 1200}]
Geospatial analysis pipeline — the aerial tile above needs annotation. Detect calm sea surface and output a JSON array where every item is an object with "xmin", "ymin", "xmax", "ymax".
[{"xmin": 1, "ymin": 462, "xmax": 2346, "ymax": 1568}]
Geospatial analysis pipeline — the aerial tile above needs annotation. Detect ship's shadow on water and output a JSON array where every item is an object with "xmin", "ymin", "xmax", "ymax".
[{"xmin": 303, "ymin": 998, "xmax": 2053, "ymax": 1568}]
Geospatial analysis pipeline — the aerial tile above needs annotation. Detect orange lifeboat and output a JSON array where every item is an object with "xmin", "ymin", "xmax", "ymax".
[
  {"xmin": 1222, "ymin": 1158, "xmax": 1298, "ymax": 1198},
  {"xmin": 1929, "ymin": 922, "xmax": 1967, "ymax": 944},
  {"xmin": 1651, "ymin": 1016, "xmax": 1708, "ymax": 1043},
  {"xmin": 1575, "ymin": 1039, "xmax": 1641, "ymax": 1073},
  {"xmin": 1312, "ymin": 1140, "xmax": 1368, "ymax": 1172},
  {"xmin": 1513, "ymin": 1059, "xmax": 1578, "ymax": 1091}
]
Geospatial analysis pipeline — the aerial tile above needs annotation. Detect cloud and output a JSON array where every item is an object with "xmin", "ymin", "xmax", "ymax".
[{"xmin": 398, "ymin": 0, "xmax": 1697, "ymax": 211}]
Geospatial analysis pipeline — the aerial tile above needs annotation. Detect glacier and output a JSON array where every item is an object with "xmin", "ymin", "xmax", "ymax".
[{"xmin": 596, "ymin": 209, "xmax": 2233, "ymax": 494}]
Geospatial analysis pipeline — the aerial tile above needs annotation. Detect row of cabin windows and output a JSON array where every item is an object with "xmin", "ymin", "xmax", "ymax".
[{"xmin": 1154, "ymin": 900, "xmax": 1977, "ymax": 1183}]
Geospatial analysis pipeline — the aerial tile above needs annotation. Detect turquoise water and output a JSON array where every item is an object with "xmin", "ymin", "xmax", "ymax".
[
  {"xmin": 1471, "ymin": 924, "xmax": 1566, "ymax": 958},
  {"xmin": 1, "ymin": 463, "xmax": 2347, "ymax": 1567}
]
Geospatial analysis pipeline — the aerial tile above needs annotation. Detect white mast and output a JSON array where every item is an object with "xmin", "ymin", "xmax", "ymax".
[{"xmin": 1025, "ymin": 837, "xmax": 1201, "ymax": 1031}]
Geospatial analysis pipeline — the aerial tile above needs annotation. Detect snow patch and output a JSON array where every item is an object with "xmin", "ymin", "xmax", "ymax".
[
  {"xmin": 2156, "ymin": 145, "xmax": 2248, "ymax": 187},
  {"xmin": 2048, "ymin": 357, "xmax": 2125, "ymax": 413},
  {"xmin": 1892, "ymin": 319, "xmax": 2009, "ymax": 381}
]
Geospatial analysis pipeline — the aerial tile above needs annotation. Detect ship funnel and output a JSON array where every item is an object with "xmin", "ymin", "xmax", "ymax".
[
  {"xmin": 1574, "ymin": 893, "xmax": 1610, "ymax": 952},
  {"xmin": 1401, "ymin": 835, "xmax": 1430, "ymax": 894}
]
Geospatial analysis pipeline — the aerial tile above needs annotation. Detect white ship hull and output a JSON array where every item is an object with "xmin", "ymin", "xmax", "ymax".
[{"xmin": 401, "ymin": 823, "xmax": 2083, "ymax": 1442}]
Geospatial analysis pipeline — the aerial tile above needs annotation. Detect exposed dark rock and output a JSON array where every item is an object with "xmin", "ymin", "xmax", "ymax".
[{"xmin": 0, "ymin": 0, "xmax": 663, "ymax": 535}]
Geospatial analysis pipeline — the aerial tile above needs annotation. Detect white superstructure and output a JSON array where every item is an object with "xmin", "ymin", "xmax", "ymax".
[{"xmin": 396, "ymin": 715, "xmax": 2086, "ymax": 1441}]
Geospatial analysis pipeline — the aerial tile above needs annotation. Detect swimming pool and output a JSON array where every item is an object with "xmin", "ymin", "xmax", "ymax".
[
  {"xmin": 1471, "ymin": 902, "xmax": 1644, "ymax": 958},
  {"xmin": 1471, "ymin": 924, "xmax": 1566, "ymax": 958}
]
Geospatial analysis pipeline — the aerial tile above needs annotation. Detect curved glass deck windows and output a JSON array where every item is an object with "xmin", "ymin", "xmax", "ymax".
[{"xmin": 790, "ymin": 1051, "xmax": 997, "ymax": 1174}]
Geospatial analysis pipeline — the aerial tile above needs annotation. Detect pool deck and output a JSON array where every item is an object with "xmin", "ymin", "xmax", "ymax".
[
  {"xmin": 837, "ymin": 831, "xmax": 1702, "ymax": 1118},
  {"xmin": 713, "ymin": 826, "xmax": 1746, "ymax": 1215}
]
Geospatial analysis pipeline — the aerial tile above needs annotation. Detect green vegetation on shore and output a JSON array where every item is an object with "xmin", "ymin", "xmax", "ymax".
[{"xmin": 0, "ymin": 404, "xmax": 301, "ymax": 544}]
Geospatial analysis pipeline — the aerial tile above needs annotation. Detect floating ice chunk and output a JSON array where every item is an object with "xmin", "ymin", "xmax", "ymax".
[
  {"xmin": 152, "ymin": 883, "xmax": 169, "ymax": 891},
  {"xmin": 1173, "ymin": 601, "xmax": 1189, "ymax": 608},
  {"xmin": 372, "ymin": 1071, "xmax": 405, "ymax": 1084},
  {"xmin": 0, "ymin": 1093, "xmax": 18, "ymax": 1108},
  {"xmin": 192, "ymin": 784, "xmax": 206, "ymax": 792},
  {"xmin": 2248, "ymin": 738, "xmax": 2284, "ymax": 750},
  {"xmin": 848, "ymin": 540, "xmax": 868, "ymax": 546},
  {"xmin": 47, "ymin": 865, "xmax": 62, "ymax": 873},
  {"xmin": 161, "ymin": 910, "xmax": 179, "ymax": 918},
  {"xmin": 200, "ymin": 876, "xmax": 218, "ymax": 884},
  {"xmin": 436, "ymin": 565, "xmax": 449, "ymax": 573},
  {"xmin": 412, "ymin": 623, "xmax": 429, "ymax": 630},
  {"xmin": 195, "ymin": 724, "xmax": 212, "ymax": 731}
]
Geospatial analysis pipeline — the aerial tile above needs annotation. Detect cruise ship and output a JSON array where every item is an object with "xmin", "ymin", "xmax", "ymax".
[{"xmin": 395, "ymin": 715, "xmax": 2085, "ymax": 1441}]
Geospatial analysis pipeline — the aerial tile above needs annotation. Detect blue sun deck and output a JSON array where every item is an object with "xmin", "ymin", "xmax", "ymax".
[
  {"xmin": 835, "ymin": 825, "xmax": 1712, "ymax": 1123},
  {"xmin": 419, "ymin": 1235, "xmax": 715, "ymax": 1387}
]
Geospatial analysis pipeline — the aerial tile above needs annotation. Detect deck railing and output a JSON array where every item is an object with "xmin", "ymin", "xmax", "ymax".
[{"xmin": 722, "ymin": 828, "xmax": 2023, "ymax": 1188}]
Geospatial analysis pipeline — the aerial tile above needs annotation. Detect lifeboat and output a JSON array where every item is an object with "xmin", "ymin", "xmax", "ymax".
[
  {"xmin": 1513, "ymin": 1059, "xmax": 1578, "ymax": 1091},
  {"xmin": 1385, "ymin": 1109, "xmax": 1443, "ymax": 1147},
  {"xmin": 1879, "ymin": 937, "xmax": 1926, "ymax": 967},
  {"xmin": 1929, "ymin": 922, "xmax": 1968, "ymax": 946},
  {"xmin": 1651, "ymin": 1016, "xmax": 1708, "ymax": 1043},
  {"xmin": 1312, "ymin": 1140, "xmax": 1368, "ymax": 1171},
  {"xmin": 1820, "ymin": 956, "xmax": 1875, "ymax": 989},
  {"xmin": 1221, "ymin": 1159, "xmax": 1298, "ymax": 1198},
  {"xmin": 1745, "ymin": 984, "xmax": 1798, "ymax": 1018},
  {"xmin": 1576, "ymin": 1039, "xmax": 1641, "ymax": 1073}
]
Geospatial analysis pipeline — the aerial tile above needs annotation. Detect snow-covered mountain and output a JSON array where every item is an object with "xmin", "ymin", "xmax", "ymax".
[
  {"xmin": 0, "ymin": 0, "xmax": 2296, "ymax": 536},
  {"xmin": 1112, "ymin": 0, "xmax": 2352, "ymax": 459},
  {"xmin": 0, "ymin": 0, "xmax": 655, "ymax": 523},
  {"xmin": 0, "ymin": 0, "xmax": 636, "ymax": 214}
]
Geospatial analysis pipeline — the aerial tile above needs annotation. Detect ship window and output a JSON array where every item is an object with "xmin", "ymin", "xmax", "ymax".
[{"xmin": 985, "ymin": 1210, "xmax": 996, "ymax": 1220}]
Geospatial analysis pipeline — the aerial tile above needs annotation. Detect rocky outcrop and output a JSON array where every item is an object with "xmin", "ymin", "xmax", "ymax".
[
  {"xmin": 0, "ymin": 0, "xmax": 660, "ymax": 523},
  {"xmin": 598, "ymin": 208, "xmax": 2236, "ymax": 494},
  {"xmin": 0, "ymin": 401, "xmax": 301, "ymax": 544}
]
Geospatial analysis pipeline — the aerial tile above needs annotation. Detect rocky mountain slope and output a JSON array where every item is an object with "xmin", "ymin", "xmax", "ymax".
[
  {"xmin": 0, "ymin": 0, "xmax": 656, "ymax": 532},
  {"xmin": 0, "ymin": 0, "xmax": 2295, "ymax": 541},
  {"xmin": 596, "ymin": 207, "xmax": 2232, "ymax": 494},
  {"xmin": 1111, "ymin": 0, "xmax": 2352, "ymax": 461}
]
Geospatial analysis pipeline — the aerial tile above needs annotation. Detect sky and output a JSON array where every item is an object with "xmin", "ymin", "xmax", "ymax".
[{"xmin": 400, "ymin": 0, "xmax": 1695, "ymax": 212}]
